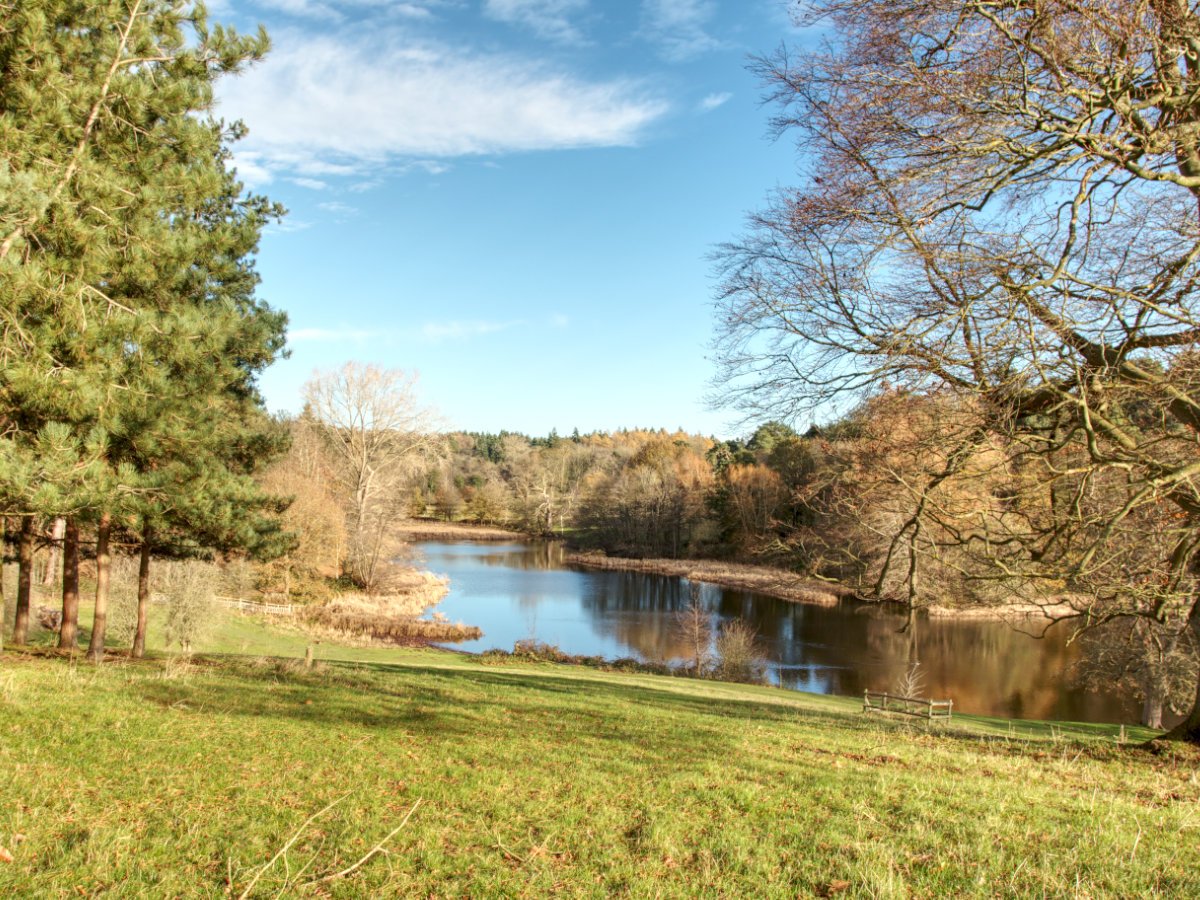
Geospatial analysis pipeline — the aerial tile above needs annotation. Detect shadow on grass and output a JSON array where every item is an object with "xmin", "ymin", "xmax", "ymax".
[{"xmin": 126, "ymin": 656, "xmax": 868, "ymax": 770}]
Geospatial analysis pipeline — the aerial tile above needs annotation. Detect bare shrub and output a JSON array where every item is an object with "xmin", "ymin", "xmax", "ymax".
[
  {"xmin": 714, "ymin": 619, "xmax": 768, "ymax": 684},
  {"xmin": 160, "ymin": 560, "xmax": 216, "ymax": 654},
  {"xmin": 106, "ymin": 555, "xmax": 141, "ymax": 647},
  {"xmin": 512, "ymin": 639, "xmax": 571, "ymax": 663},
  {"xmin": 893, "ymin": 660, "xmax": 926, "ymax": 699}
]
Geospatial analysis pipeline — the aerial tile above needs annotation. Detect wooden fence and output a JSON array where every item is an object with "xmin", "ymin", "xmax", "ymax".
[
  {"xmin": 213, "ymin": 596, "xmax": 295, "ymax": 616},
  {"xmin": 863, "ymin": 690, "xmax": 953, "ymax": 721},
  {"xmin": 152, "ymin": 592, "xmax": 295, "ymax": 617}
]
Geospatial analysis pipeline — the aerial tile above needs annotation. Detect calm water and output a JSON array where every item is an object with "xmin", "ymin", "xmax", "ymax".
[{"xmin": 417, "ymin": 540, "xmax": 1140, "ymax": 724}]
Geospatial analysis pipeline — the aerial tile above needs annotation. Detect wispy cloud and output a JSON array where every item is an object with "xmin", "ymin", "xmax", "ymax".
[
  {"xmin": 221, "ymin": 28, "xmax": 668, "ymax": 186},
  {"xmin": 265, "ymin": 218, "xmax": 314, "ymax": 234},
  {"xmin": 420, "ymin": 319, "xmax": 519, "ymax": 342},
  {"xmin": 252, "ymin": 0, "xmax": 440, "ymax": 22},
  {"xmin": 291, "ymin": 176, "xmax": 329, "ymax": 190},
  {"xmin": 484, "ymin": 0, "xmax": 589, "ymax": 44},
  {"xmin": 698, "ymin": 91, "xmax": 731, "ymax": 112},
  {"xmin": 640, "ymin": 0, "xmax": 720, "ymax": 61},
  {"xmin": 317, "ymin": 200, "xmax": 359, "ymax": 216}
]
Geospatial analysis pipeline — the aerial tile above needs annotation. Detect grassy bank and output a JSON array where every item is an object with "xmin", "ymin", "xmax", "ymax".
[{"xmin": 1, "ymin": 642, "xmax": 1195, "ymax": 897}]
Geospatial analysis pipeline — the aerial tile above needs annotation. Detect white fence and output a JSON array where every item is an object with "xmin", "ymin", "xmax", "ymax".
[{"xmin": 152, "ymin": 592, "xmax": 295, "ymax": 617}]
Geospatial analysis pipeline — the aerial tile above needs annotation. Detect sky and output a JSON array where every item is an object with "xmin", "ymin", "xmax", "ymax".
[{"xmin": 211, "ymin": 0, "xmax": 809, "ymax": 438}]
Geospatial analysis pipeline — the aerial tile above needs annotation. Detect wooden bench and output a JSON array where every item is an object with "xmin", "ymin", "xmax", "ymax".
[{"xmin": 863, "ymin": 690, "xmax": 953, "ymax": 721}]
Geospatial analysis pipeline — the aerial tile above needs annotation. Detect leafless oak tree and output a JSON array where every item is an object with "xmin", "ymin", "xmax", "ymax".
[
  {"xmin": 304, "ymin": 363, "xmax": 440, "ymax": 592},
  {"xmin": 715, "ymin": 1, "xmax": 1200, "ymax": 742}
]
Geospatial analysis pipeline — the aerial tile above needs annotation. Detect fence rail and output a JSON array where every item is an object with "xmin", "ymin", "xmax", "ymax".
[
  {"xmin": 863, "ymin": 690, "xmax": 953, "ymax": 721},
  {"xmin": 152, "ymin": 592, "xmax": 295, "ymax": 617}
]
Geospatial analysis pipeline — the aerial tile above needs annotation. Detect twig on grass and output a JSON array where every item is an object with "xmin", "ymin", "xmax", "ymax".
[
  {"xmin": 237, "ymin": 793, "xmax": 349, "ymax": 900},
  {"xmin": 304, "ymin": 798, "xmax": 423, "ymax": 888}
]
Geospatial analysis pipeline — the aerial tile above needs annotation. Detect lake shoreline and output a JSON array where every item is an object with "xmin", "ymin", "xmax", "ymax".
[
  {"xmin": 564, "ymin": 551, "xmax": 1080, "ymax": 622},
  {"xmin": 399, "ymin": 520, "xmax": 1079, "ymax": 623}
]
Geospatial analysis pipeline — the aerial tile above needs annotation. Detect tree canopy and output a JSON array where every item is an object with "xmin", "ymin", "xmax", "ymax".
[{"xmin": 714, "ymin": 0, "xmax": 1200, "ymax": 742}]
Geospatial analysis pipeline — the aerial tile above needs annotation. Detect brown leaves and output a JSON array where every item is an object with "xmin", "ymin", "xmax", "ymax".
[{"xmin": 817, "ymin": 879, "xmax": 852, "ymax": 897}]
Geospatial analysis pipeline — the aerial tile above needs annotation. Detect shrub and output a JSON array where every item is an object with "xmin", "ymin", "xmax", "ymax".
[
  {"xmin": 160, "ymin": 560, "xmax": 216, "ymax": 654},
  {"xmin": 714, "ymin": 619, "xmax": 768, "ymax": 684}
]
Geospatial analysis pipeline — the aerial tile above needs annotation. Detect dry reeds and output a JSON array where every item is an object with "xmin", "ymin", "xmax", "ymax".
[
  {"xmin": 565, "ymin": 553, "xmax": 848, "ymax": 606},
  {"xmin": 303, "ymin": 573, "xmax": 479, "ymax": 644},
  {"xmin": 394, "ymin": 520, "xmax": 526, "ymax": 542}
]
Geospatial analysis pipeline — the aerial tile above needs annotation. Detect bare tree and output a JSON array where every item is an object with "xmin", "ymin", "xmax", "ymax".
[
  {"xmin": 715, "ymin": 1, "xmax": 1200, "ymax": 742},
  {"xmin": 304, "ymin": 363, "xmax": 440, "ymax": 592},
  {"xmin": 675, "ymin": 583, "xmax": 714, "ymax": 675}
]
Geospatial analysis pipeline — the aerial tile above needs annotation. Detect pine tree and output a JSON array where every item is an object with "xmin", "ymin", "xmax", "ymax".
[{"xmin": 0, "ymin": 2, "xmax": 288, "ymax": 658}]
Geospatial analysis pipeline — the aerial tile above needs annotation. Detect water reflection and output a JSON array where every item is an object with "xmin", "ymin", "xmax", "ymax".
[{"xmin": 419, "ymin": 540, "xmax": 1140, "ymax": 724}]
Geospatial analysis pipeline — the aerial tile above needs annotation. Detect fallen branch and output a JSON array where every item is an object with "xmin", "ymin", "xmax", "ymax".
[
  {"xmin": 305, "ymin": 798, "xmax": 423, "ymax": 888},
  {"xmin": 237, "ymin": 793, "xmax": 349, "ymax": 900}
]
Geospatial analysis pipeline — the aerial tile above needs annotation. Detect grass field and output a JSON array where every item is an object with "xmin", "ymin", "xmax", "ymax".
[{"xmin": 2, "ymin": 617, "xmax": 1198, "ymax": 898}]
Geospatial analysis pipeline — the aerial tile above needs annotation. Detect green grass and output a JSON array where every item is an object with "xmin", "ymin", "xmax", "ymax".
[{"xmin": 1, "ymin": 638, "xmax": 1197, "ymax": 897}]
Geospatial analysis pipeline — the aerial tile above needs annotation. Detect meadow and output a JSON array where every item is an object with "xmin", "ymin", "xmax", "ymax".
[{"xmin": 1, "ymin": 610, "xmax": 1196, "ymax": 897}]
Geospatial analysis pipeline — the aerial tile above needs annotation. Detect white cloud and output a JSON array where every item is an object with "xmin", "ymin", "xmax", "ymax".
[
  {"xmin": 291, "ymin": 176, "xmax": 329, "ymax": 190},
  {"xmin": 221, "ymin": 29, "xmax": 668, "ymax": 185},
  {"xmin": 252, "ymin": 0, "xmax": 440, "ymax": 21},
  {"xmin": 420, "ymin": 320, "xmax": 518, "ymax": 342},
  {"xmin": 317, "ymin": 200, "xmax": 358, "ymax": 215},
  {"xmin": 698, "ymin": 91, "xmax": 731, "ymax": 112},
  {"xmin": 640, "ymin": 0, "xmax": 720, "ymax": 61},
  {"xmin": 265, "ymin": 218, "xmax": 314, "ymax": 234},
  {"xmin": 484, "ymin": 0, "xmax": 589, "ymax": 44}
]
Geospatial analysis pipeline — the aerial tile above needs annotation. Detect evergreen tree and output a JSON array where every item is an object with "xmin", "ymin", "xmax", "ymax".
[{"xmin": 0, "ymin": 2, "xmax": 288, "ymax": 657}]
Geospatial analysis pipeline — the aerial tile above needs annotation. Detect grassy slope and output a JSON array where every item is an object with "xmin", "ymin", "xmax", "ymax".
[{"xmin": 2, "ymin": 622, "xmax": 1198, "ymax": 898}]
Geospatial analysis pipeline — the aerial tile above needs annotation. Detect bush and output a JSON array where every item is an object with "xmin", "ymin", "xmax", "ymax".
[
  {"xmin": 160, "ymin": 560, "xmax": 216, "ymax": 654},
  {"xmin": 107, "ymin": 556, "xmax": 141, "ymax": 647},
  {"xmin": 714, "ymin": 619, "xmax": 768, "ymax": 684}
]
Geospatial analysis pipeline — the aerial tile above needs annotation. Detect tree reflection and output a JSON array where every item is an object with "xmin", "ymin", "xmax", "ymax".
[{"xmin": 424, "ymin": 542, "xmax": 1143, "ymax": 723}]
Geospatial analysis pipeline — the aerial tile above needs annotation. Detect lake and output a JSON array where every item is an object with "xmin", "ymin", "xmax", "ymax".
[{"xmin": 414, "ymin": 539, "xmax": 1141, "ymax": 724}]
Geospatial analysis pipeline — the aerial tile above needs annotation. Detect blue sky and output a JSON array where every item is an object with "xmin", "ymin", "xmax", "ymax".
[{"xmin": 211, "ymin": 0, "xmax": 807, "ymax": 437}]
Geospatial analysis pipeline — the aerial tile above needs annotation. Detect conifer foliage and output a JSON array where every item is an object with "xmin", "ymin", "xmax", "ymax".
[{"xmin": 0, "ymin": 1, "xmax": 289, "ymax": 658}]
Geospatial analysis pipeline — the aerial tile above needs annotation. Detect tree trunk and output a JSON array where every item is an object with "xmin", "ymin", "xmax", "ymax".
[
  {"xmin": 13, "ymin": 516, "xmax": 35, "ymax": 645},
  {"xmin": 1142, "ymin": 692, "xmax": 1165, "ymax": 731},
  {"xmin": 87, "ymin": 513, "xmax": 111, "ymax": 661},
  {"xmin": 132, "ymin": 530, "xmax": 151, "ymax": 659},
  {"xmin": 58, "ymin": 519, "xmax": 80, "ymax": 651},
  {"xmin": 41, "ymin": 517, "xmax": 65, "ymax": 586},
  {"xmin": 1157, "ymin": 601, "xmax": 1200, "ymax": 744},
  {"xmin": 0, "ymin": 517, "xmax": 5, "ymax": 659}
]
